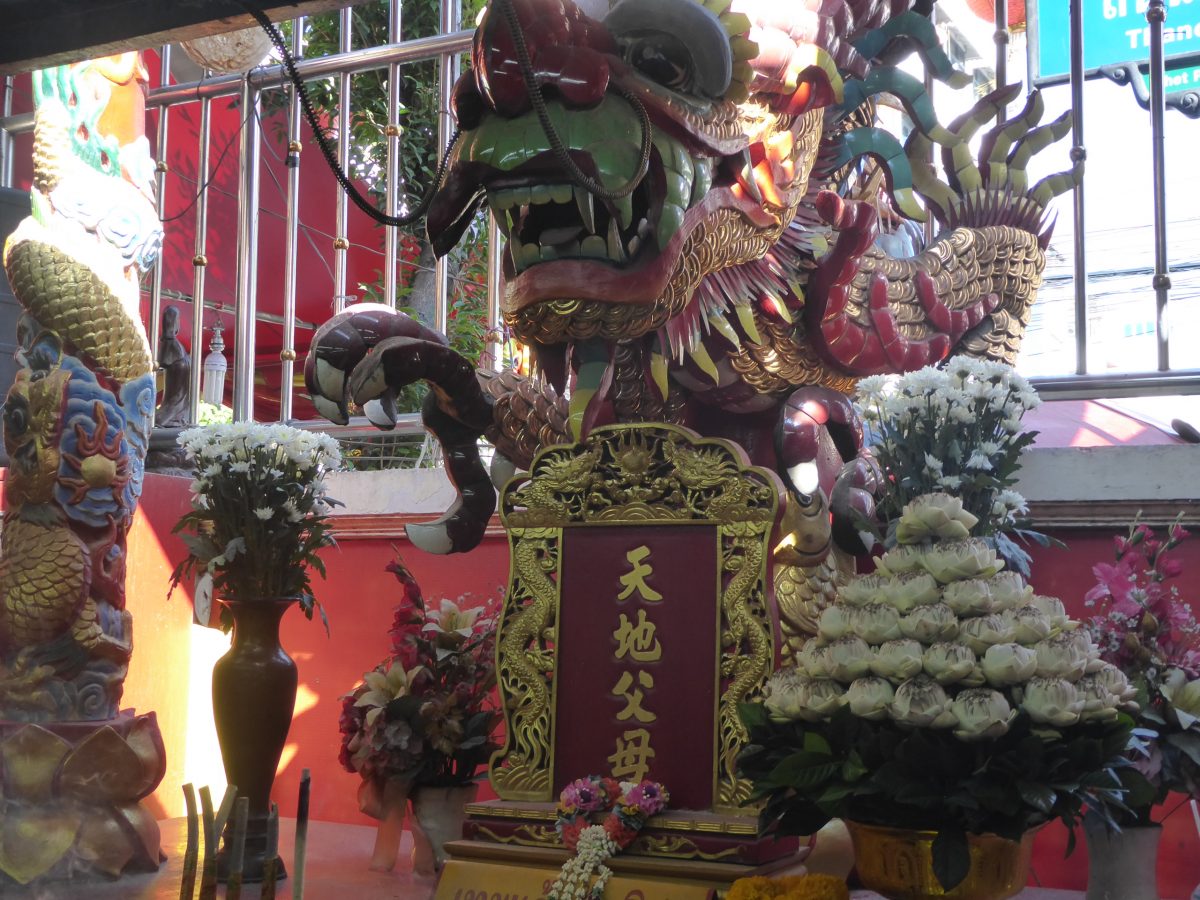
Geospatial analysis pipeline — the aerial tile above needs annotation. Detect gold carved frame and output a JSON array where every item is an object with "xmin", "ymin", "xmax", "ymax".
[{"xmin": 489, "ymin": 423, "xmax": 781, "ymax": 813}]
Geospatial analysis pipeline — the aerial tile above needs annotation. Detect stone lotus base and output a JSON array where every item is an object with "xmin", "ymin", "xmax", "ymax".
[{"xmin": 0, "ymin": 711, "xmax": 166, "ymax": 887}]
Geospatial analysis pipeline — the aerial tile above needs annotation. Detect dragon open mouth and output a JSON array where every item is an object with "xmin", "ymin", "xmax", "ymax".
[{"xmin": 491, "ymin": 174, "xmax": 654, "ymax": 274}]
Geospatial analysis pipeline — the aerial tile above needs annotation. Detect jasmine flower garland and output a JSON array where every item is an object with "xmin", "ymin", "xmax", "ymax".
[{"xmin": 549, "ymin": 776, "xmax": 668, "ymax": 899}]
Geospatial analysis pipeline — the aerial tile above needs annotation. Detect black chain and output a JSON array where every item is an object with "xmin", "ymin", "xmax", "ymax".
[
  {"xmin": 240, "ymin": 0, "xmax": 653, "ymax": 224},
  {"xmin": 241, "ymin": 3, "xmax": 458, "ymax": 228},
  {"xmin": 493, "ymin": 0, "xmax": 653, "ymax": 200}
]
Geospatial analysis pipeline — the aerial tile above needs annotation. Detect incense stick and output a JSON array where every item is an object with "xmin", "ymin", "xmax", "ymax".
[
  {"xmin": 179, "ymin": 784, "xmax": 199, "ymax": 900},
  {"xmin": 293, "ymin": 769, "xmax": 312, "ymax": 900},
  {"xmin": 213, "ymin": 784, "xmax": 239, "ymax": 840},
  {"xmin": 198, "ymin": 786, "xmax": 217, "ymax": 900},
  {"xmin": 261, "ymin": 802, "xmax": 280, "ymax": 900},
  {"xmin": 226, "ymin": 796, "xmax": 249, "ymax": 900}
]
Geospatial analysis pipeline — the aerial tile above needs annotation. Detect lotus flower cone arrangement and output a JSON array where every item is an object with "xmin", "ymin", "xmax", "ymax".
[{"xmin": 739, "ymin": 493, "xmax": 1138, "ymax": 899}]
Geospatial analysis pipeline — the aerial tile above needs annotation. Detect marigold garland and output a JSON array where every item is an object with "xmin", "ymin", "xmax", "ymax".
[
  {"xmin": 726, "ymin": 873, "xmax": 849, "ymax": 900},
  {"xmin": 549, "ymin": 775, "xmax": 669, "ymax": 899}
]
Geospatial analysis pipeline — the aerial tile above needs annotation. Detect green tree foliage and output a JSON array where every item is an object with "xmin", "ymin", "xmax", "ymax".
[{"xmin": 276, "ymin": 0, "xmax": 492, "ymax": 378}]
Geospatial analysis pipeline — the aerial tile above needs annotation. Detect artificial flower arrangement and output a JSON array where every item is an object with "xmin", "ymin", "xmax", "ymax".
[
  {"xmin": 856, "ymin": 356, "xmax": 1046, "ymax": 572},
  {"xmin": 738, "ymin": 493, "xmax": 1137, "ymax": 891},
  {"xmin": 1085, "ymin": 516, "xmax": 1200, "ymax": 822},
  {"xmin": 548, "ymin": 775, "xmax": 669, "ymax": 900},
  {"xmin": 338, "ymin": 559, "xmax": 501, "ymax": 796},
  {"xmin": 170, "ymin": 422, "xmax": 342, "ymax": 628},
  {"xmin": 726, "ymin": 873, "xmax": 849, "ymax": 900}
]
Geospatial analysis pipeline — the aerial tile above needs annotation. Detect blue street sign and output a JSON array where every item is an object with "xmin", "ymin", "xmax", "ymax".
[{"xmin": 1031, "ymin": 0, "xmax": 1200, "ymax": 82}]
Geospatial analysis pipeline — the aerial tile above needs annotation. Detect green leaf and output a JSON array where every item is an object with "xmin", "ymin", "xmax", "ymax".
[
  {"xmin": 931, "ymin": 828, "xmax": 970, "ymax": 892},
  {"xmin": 1017, "ymin": 782, "xmax": 1057, "ymax": 814},
  {"xmin": 739, "ymin": 701, "xmax": 769, "ymax": 731},
  {"xmin": 1166, "ymin": 731, "xmax": 1200, "ymax": 766},
  {"xmin": 767, "ymin": 753, "xmax": 840, "ymax": 791},
  {"xmin": 804, "ymin": 732, "xmax": 832, "ymax": 755}
]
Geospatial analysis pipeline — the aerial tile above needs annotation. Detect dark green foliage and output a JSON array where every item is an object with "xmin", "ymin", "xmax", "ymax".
[{"xmin": 737, "ymin": 703, "xmax": 1136, "ymax": 890}]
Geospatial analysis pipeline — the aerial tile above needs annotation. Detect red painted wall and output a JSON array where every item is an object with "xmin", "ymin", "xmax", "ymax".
[
  {"xmin": 1026, "ymin": 531, "xmax": 1200, "ymax": 899},
  {"xmin": 268, "ymin": 528, "xmax": 510, "ymax": 827}
]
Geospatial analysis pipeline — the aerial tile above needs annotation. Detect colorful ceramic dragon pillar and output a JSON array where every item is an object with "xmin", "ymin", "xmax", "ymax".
[
  {"xmin": 306, "ymin": 0, "xmax": 1076, "ymax": 640},
  {"xmin": 0, "ymin": 55, "xmax": 165, "ymax": 885}
]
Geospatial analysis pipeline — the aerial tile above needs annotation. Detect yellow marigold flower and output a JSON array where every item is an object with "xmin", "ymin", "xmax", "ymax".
[{"xmin": 726, "ymin": 873, "xmax": 849, "ymax": 900}]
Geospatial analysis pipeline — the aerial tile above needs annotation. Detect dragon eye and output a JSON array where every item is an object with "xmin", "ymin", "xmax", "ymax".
[
  {"xmin": 605, "ymin": 0, "xmax": 732, "ymax": 100},
  {"xmin": 5, "ymin": 403, "xmax": 28, "ymax": 437},
  {"xmin": 622, "ymin": 34, "xmax": 694, "ymax": 93}
]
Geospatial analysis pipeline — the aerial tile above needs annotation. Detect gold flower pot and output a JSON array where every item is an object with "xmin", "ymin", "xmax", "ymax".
[{"xmin": 846, "ymin": 821, "xmax": 1035, "ymax": 900}]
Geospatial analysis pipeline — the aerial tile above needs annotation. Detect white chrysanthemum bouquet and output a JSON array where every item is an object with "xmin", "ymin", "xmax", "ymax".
[
  {"xmin": 739, "ymin": 494, "xmax": 1139, "ymax": 889},
  {"xmin": 170, "ymin": 423, "xmax": 342, "ymax": 629},
  {"xmin": 856, "ymin": 357, "xmax": 1042, "ymax": 570}
]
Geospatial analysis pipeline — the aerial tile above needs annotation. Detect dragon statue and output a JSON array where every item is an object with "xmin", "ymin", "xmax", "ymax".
[
  {"xmin": 306, "ymin": 0, "xmax": 1075, "ymax": 648},
  {"xmin": 0, "ymin": 54, "xmax": 165, "ymax": 885}
]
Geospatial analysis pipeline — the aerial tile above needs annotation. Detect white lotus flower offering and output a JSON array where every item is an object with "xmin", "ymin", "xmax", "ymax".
[
  {"xmin": 838, "ymin": 573, "xmax": 889, "ymax": 607},
  {"xmin": 878, "ymin": 572, "xmax": 942, "ymax": 612},
  {"xmin": 759, "ymin": 490, "xmax": 1128, "ymax": 744},
  {"xmin": 923, "ymin": 641, "xmax": 979, "ymax": 686},
  {"xmin": 826, "ymin": 636, "xmax": 873, "ymax": 681},
  {"xmin": 951, "ymin": 688, "xmax": 1016, "ymax": 741},
  {"xmin": 981, "ymin": 643, "xmax": 1039, "ymax": 686},
  {"xmin": 895, "ymin": 492, "xmax": 979, "ymax": 544},
  {"xmin": 875, "ymin": 543, "xmax": 927, "ymax": 576},
  {"xmin": 872, "ymin": 639, "xmax": 926, "ymax": 681},
  {"xmin": 921, "ymin": 539, "xmax": 1003, "ymax": 584},
  {"xmin": 898, "ymin": 602, "xmax": 959, "ymax": 643},
  {"xmin": 986, "ymin": 571, "xmax": 1033, "ymax": 610},
  {"xmin": 1023, "ymin": 594, "xmax": 1070, "ymax": 630},
  {"xmin": 846, "ymin": 676, "xmax": 895, "ymax": 720},
  {"xmin": 942, "ymin": 579, "xmax": 994, "ymax": 617}
]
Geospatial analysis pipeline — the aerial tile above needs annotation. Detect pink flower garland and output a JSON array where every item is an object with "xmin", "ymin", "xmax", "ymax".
[{"xmin": 550, "ymin": 776, "xmax": 669, "ymax": 899}]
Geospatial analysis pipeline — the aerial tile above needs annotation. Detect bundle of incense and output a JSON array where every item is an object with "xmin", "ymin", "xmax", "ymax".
[
  {"xmin": 198, "ymin": 787, "xmax": 217, "ymax": 900},
  {"xmin": 179, "ymin": 784, "xmax": 199, "ymax": 900},
  {"xmin": 261, "ymin": 803, "xmax": 281, "ymax": 900},
  {"xmin": 293, "ymin": 769, "xmax": 312, "ymax": 900},
  {"xmin": 225, "ymin": 797, "xmax": 250, "ymax": 900}
]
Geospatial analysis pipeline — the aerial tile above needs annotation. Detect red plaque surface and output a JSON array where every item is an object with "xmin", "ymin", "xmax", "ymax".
[{"xmin": 555, "ymin": 524, "xmax": 719, "ymax": 810}]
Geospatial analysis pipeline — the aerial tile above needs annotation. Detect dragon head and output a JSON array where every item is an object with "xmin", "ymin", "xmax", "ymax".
[{"xmin": 430, "ymin": 0, "xmax": 844, "ymax": 349}]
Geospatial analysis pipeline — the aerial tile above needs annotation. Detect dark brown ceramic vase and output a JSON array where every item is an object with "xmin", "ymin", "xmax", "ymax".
[{"xmin": 212, "ymin": 598, "xmax": 297, "ymax": 883}]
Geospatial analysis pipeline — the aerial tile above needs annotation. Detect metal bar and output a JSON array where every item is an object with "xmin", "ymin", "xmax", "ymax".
[
  {"xmin": 0, "ymin": 31, "xmax": 475, "ymax": 135},
  {"xmin": 383, "ymin": 0, "xmax": 403, "ymax": 309},
  {"xmin": 994, "ymin": 0, "xmax": 1008, "ymax": 124},
  {"xmin": 487, "ymin": 213, "xmax": 504, "ymax": 371},
  {"xmin": 1030, "ymin": 370, "xmax": 1200, "ymax": 400},
  {"xmin": 160, "ymin": 287, "xmax": 315, "ymax": 329},
  {"xmin": 433, "ymin": 0, "xmax": 461, "ymax": 333},
  {"xmin": 334, "ymin": 6, "xmax": 353, "ymax": 313},
  {"xmin": 1069, "ymin": 0, "xmax": 1088, "ymax": 375},
  {"xmin": 150, "ymin": 44, "xmax": 171, "ymax": 370},
  {"xmin": 1, "ymin": 75, "xmax": 13, "ymax": 188},
  {"xmin": 150, "ymin": 31, "xmax": 472, "ymax": 108},
  {"xmin": 233, "ymin": 79, "xmax": 262, "ymax": 422},
  {"xmin": 281, "ymin": 17, "xmax": 305, "ymax": 422},
  {"xmin": 189, "ymin": 86, "xmax": 212, "ymax": 424},
  {"xmin": 1147, "ymin": 0, "xmax": 1171, "ymax": 371}
]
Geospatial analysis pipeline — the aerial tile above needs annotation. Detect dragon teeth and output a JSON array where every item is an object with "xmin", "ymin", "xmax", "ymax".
[
  {"xmin": 576, "ymin": 188, "xmax": 596, "ymax": 234},
  {"xmin": 607, "ymin": 217, "xmax": 626, "ymax": 263}
]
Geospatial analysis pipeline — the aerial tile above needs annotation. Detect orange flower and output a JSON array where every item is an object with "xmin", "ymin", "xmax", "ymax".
[{"xmin": 726, "ymin": 873, "xmax": 849, "ymax": 900}]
